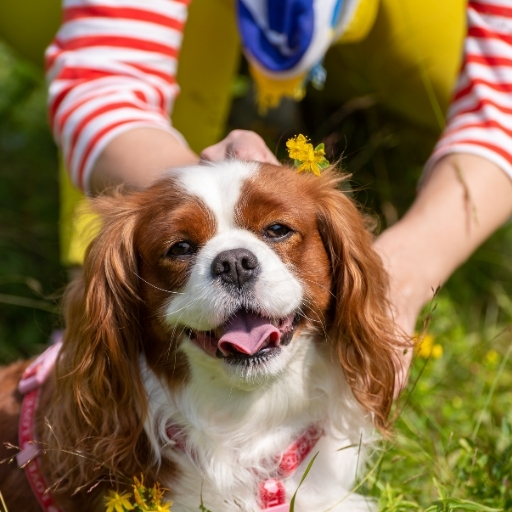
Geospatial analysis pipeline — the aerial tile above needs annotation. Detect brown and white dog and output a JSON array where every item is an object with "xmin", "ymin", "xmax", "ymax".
[{"xmin": 0, "ymin": 161, "xmax": 399, "ymax": 511}]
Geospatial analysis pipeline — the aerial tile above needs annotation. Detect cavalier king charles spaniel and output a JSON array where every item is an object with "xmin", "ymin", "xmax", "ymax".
[{"xmin": 0, "ymin": 161, "xmax": 399, "ymax": 511}]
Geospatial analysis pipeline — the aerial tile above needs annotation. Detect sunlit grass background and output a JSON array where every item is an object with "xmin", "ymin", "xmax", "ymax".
[{"xmin": 0, "ymin": 41, "xmax": 511, "ymax": 511}]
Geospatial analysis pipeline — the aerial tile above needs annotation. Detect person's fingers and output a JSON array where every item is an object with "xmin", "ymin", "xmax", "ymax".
[
  {"xmin": 227, "ymin": 130, "xmax": 280, "ymax": 164},
  {"xmin": 201, "ymin": 130, "xmax": 280, "ymax": 164},
  {"xmin": 200, "ymin": 141, "xmax": 228, "ymax": 162}
]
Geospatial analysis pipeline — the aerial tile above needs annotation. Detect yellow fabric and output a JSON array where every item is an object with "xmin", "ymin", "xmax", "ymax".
[
  {"xmin": 337, "ymin": 0, "xmax": 380, "ymax": 44},
  {"xmin": 59, "ymin": 163, "xmax": 100, "ymax": 266},
  {"xmin": 249, "ymin": 65, "xmax": 308, "ymax": 114},
  {"xmin": 0, "ymin": 0, "xmax": 61, "ymax": 66},
  {"xmin": 172, "ymin": 0, "xmax": 240, "ymax": 154},
  {"xmin": 325, "ymin": 0, "xmax": 466, "ymax": 134}
]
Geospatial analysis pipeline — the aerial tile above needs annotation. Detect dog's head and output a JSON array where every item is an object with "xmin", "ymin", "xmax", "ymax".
[{"xmin": 55, "ymin": 161, "xmax": 399, "ymax": 482}]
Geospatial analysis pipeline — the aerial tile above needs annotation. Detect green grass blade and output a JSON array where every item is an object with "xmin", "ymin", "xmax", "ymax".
[{"xmin": 289, "ymin": 451, "xmax": 319, "ymax": 512}]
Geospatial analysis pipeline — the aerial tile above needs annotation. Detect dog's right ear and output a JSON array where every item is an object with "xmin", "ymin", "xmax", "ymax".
[
  {"xmin": 50, "ymin": 191, "xmax": 147, "ymax": 487},
  {"xmin": 313, "ymin": 169, "xmax": 401, "ymax": 433}
]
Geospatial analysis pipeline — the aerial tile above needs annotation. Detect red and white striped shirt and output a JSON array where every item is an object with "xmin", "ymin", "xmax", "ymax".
[
  {"xmin": 46, "ymin": 0, "xmax": 190, "ymax": 192},
  {"xmin": 428, "ymin": 0, "xmax": 512, "ymax": 178},
  {"xmin": 46, "ymin": 0, "xmax": 512, "ymax": 193}
]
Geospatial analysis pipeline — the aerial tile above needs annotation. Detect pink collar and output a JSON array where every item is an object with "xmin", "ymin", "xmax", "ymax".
[
  {"xmin": 17, "ymin": 340, "xmax": 63, "ymax": 512},
  {"xmin": 167, "ymin": 423, "xmax": 324, "ymax": 511}
]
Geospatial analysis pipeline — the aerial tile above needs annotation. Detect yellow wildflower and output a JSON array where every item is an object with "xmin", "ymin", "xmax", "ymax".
[
  {"xmin": 286, "ymin": 135, "xmax": 329, "ymax": 176},
  {"xmin": 415, "ymin": 333, "xmax": 443, "ymax": 359},
  {"xmin": 286, "ymin": 134, "xmax": 310, "ymax": 160},
  {"xmin": 104, "ymin": 491, "xmax": 135, "ymax": 512},
  {"xmin": 153, "ymin": 501, "xmax": 173, "ymax": 512},
  {"xmin": 485, "ymin": 349, "xmax": 499, "ymax": 365},
  {"xmin": 132, "ymin": 475, "xmax": 148, "ymax": 509},
  {"xmin": 151, "ymin": 482, "xmax": 167, "ymax": 504},
  {"xmin": 130, "ymin": 475, "xmax": 171, "ymax": 511}
]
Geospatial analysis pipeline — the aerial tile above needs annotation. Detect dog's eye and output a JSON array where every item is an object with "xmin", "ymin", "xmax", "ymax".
[
  {"xmin": 166, "ymin": 241, "xmax": 196, "ymax": 257},
  {"xmin": 264, "ymin": 224, "xmax": 292, "ymax": 240}
]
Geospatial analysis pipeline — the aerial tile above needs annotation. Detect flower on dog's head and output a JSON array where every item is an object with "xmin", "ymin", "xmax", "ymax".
[{"xmin": 286, "ymin": 134, "xmax": 330, "ymax": 176}]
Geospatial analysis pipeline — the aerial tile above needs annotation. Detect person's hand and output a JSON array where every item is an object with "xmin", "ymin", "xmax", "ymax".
[{"xmin": 201, "ymin": 130, "xmax": 280, "ymax": 164}]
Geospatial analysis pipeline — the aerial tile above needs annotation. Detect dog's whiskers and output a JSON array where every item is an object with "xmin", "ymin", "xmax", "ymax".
[{"xmin": 131, "ymin": 270, "xmax": 184, "ymax": 295}]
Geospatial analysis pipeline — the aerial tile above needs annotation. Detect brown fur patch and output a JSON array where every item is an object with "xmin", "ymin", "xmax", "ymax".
[{"xmin": 0, "ymin": 361, "xmax": 40, "ymax": 511}]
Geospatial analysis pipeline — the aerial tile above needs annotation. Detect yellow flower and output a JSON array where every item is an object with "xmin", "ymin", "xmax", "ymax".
[
  {"xmin": 104, "ymin": 491, "xmax": 135, "ymax": 512},
  {"xmin": 430, "ymin": 343, "xmax": 443, "ymax": 359},
  {"xmin": 286, "ymin": 135, "xmax": 329, "ymax": 176},
  {"xmin": 415, "ymin": 333, "xmax": 443, "ymax": 359},
  {"xmin": 151, "ymin": 482, "xmax": 166, "ymax": 504},
  {"xmin": 130, "ymin": 475, "xmax": 171, "ymax": 511},
  {"xmin": 132, "ymin": 475, "xmax": 148, "ymax": 509},
  {"xmin": 153, "ymin": 501, "xmax": 173, "ymax": 512},
  {"xmin": 485, "ymin": 349, "xmax": 499, "ymax": 365},
  {"xmin": 286, "ymin": 134, "xmax": 311, "ymax": 160}
]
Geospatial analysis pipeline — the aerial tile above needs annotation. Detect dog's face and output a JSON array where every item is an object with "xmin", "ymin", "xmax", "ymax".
[
  {"xmin": 134, "ymin": 161, "xmax": 333, "ymax": 385},
  {"xmin": 55, "ymin": 161, "xmax": 398, "ymax": 487}
]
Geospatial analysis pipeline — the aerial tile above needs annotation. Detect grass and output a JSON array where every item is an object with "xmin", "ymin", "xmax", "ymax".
[
  {"xmin": 1, "ymin": 41, "xmax": 512, "ymax": 511},
  {"xmin": 366, "ymin": 294, "xmax": 512, "ymax": 510}
]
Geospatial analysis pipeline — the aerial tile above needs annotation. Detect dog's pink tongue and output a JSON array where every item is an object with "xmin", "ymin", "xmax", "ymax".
[{"xmin": 218, "ymin": 311, "xmax": 280, "ymax": 356}]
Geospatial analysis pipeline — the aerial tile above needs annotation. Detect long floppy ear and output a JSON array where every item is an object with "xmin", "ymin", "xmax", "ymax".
[
  {"xmin": 315, "ymin": 170, "xmax": 400, "ymax": 431},
  {"xmin": 47, "ymin": 190, "xmax": 148, "ymax": 489}
]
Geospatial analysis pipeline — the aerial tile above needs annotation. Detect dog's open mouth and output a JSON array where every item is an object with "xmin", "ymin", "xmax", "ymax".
[{"xmin": 187, "ymin": 310, "xmax": 300, "ymax": 365}]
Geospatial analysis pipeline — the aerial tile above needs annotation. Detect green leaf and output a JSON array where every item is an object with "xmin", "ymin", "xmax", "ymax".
[{"xmin": 289, "ymin": 452, "xmax": 319, "ymax": 512}]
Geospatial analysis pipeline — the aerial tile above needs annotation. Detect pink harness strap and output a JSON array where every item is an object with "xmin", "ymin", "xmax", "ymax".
[
  {"xmin": 259, "ymin": 424, "xmax": 324, "ymax": 511},
  {"xmin": 17, "ymin": 340, "xmax": 64, "ymax": 512},
  {"xmin": 166, "ymin": 423, "xmax": 323, "ymax": 511}
]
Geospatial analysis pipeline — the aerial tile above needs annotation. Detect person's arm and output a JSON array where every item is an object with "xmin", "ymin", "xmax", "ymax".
[
  {"xmin": 381, "ymin": 0, "xmax": 512, "ymax": 333},
  {"xmin": 46, "ymin": 0, "xmax": 192, "ymax": 194},
  {"xmin": 374, "ymin": 153, "xmax": 512, "ymax": 336},
  {"xmin": 378, "ymin": 1, "xmax": 512, "ymax": 390},
  {"xmin": 89, "ymin": 127, "xmax": 198, "ymax": 193}
]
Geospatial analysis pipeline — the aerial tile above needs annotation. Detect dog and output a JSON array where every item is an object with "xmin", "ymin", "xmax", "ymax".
[{"xmin": 0, "ymin": 160, "xmax": 399, "ymax": 511}]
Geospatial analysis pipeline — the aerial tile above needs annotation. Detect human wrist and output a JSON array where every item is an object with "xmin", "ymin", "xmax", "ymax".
[
  {"xmin": 89, "ymin": 127, "xmax": 199, "ymax": 195},
  {"xmin": 375, "ymin": 152, "xmax": 512, "ymax": 332},
  {"xmin": 373, "ymin": 221, "xmax": 438, "ymax": 332}
]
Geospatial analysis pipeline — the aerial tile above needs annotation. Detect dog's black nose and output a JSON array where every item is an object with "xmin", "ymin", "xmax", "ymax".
[{"xmin": 211, "ymin": 249, "xmax": 259, "ymax": 288}]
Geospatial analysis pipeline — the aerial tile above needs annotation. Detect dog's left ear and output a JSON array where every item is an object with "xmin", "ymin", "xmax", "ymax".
[{"xmin": 315, "ymin": 171, "xmax": 399, "ymax": 431}]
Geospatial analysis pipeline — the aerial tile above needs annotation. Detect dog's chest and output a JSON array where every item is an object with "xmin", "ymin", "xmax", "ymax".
[
  {"xmin": 141, "ymin": 345, "xmax": 373, "ymax": 511},
  {"xmin": 164, "ymin": 432, "xmax": 371, "ymax": 512}
]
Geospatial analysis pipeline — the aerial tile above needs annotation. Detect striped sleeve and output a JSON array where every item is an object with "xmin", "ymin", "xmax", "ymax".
[
  {"xmin": 426, "ymin": 0, "xmax": 512, "ymax": 180},
  {"xmin": 46, "ymin": 0, "xmax": 190, "ymax": 193}
]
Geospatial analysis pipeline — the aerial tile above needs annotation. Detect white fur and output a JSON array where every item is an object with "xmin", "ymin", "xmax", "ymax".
[
  {"xmin": 173, "ymin": 160, "xmax": 258, "ymax": 232},
  {"xmin": 142, "ymin": 161, "xmax": 377, "ymax": 511}
]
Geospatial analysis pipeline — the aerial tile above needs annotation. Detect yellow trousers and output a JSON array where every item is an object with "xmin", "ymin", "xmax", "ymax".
[{"xmin": 0, "ymin": 0, "xmax": 465, "ymax": 266}]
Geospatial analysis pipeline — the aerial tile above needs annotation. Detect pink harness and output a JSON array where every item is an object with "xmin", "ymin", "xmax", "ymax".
[
  {"xmin": 257, "ymin": 424, "xmax": 323, "ymax": 511},
  {"xmin": 17, "ymin": 342, "xmax": 323, "ymax": 512},
  {"xmin": 17, "ymin": 341, "xmax": 63, "ymax": 512}
]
